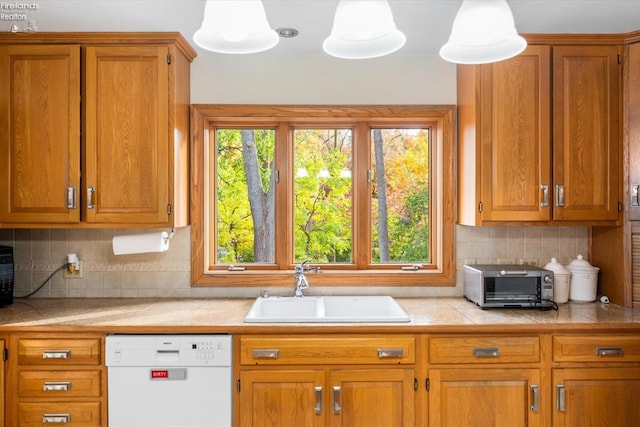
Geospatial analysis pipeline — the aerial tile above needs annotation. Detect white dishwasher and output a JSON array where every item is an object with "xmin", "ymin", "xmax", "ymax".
[{"xmin": 105, "ymin": 334, "xmax": 232, "ymax": 427}]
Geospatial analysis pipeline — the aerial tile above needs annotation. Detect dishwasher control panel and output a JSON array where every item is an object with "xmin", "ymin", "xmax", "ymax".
[{"xmin": 105, "ymin": 335, "xmax": 232, "ymax": 367}]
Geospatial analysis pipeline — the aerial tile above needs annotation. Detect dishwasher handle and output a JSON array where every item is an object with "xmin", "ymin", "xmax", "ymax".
[{"xmin": 156, "ymin": 350, "xmax": 180, "ymax": 363}]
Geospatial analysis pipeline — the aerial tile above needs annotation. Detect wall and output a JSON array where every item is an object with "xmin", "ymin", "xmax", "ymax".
[
  {"xmin": 0, "ymin": 225, "xmax": 589, "ymax": 298},
  {"xmin": 1, "ymin": 53, "xmax": 590, "ymax": 298}
]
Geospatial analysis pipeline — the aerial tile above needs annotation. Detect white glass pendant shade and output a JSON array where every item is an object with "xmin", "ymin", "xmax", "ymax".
[
  {"xmin": 323, "ymin": 0, "xmax": 406, "ymax": 59},
  {"xmin": 193, "ymin": 0, "xmax": 279, "ymax": 54},
  {"xmin": 440, "ymin": 0, "xmax": 527, "ymax": 64},
  {"xmin": 296, "ymin": 167, "xmax": 309, "ymax": 178}
]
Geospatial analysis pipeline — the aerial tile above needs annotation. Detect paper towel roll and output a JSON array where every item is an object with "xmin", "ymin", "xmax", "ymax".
[{"xmin": 112, "ymin": 232, "xmax": 170, "ymax": 255}]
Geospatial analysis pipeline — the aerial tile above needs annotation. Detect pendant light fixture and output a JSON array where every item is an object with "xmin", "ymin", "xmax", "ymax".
[
  {"xmin": 193, "ymin": 0, "xmax": 279, "ymax": 54},
  {"xmin": 323, "ymin": 0, "xmax": 406, "ymax": 59},
  {"xmin": 439, "ymin": 0, "xmax": 527, "ymax": 64}
]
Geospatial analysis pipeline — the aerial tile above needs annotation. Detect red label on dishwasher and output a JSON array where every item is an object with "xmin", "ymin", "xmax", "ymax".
[{"xmin": 151, "ymin": 370, "xmax": 169, "ymax": 379}]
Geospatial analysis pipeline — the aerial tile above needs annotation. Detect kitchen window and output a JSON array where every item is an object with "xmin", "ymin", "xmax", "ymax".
[{"xmin": 191, "ymin": 105, "xmax": 456, "ymax": 287}]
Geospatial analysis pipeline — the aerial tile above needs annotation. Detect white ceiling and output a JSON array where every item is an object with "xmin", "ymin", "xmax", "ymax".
[{"xmin": 10, "ymin": 0, "xmax": 640, "ymax": 56}]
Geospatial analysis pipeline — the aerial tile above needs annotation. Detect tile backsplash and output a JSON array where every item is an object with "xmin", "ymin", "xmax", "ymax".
[{"xmin": 0, "ymin": 225, "xmax": 589, "ymax": 299}]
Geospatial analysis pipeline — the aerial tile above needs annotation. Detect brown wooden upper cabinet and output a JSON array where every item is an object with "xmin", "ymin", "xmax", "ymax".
[
  {"xmin": 458, "ymin": 43, "xmax": 622, "ymax": 226},
  {"xmin": 0, "ymin": 33, "xmax": 195, "ymax": 228}
]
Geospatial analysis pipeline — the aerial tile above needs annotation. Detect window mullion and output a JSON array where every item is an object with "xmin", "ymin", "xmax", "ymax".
[
  {"xmin": 275, "ymin": 122, "xmax": 292, "ymax": 270},
  {"xmin": 353, "ymin": 121, "xmax": 371, "ymax": 269}
]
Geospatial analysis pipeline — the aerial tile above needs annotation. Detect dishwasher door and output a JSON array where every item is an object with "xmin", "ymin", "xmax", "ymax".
[{"xmin": 106, "ymin": 335, "xmax": 232, "ymax": 427}]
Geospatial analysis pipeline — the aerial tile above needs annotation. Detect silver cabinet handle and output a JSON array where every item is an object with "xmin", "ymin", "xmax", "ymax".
[
  {"xmin": 42, "ymin": 413, "xmax": 70, "ymax": 423},
  {"xmin": 377, "ymin": 348, "xmax": 404, "ymax": 358},
  {"xmin": 530, "ymin": 385, "xmax": 539, "ymax": 412},
  {"xmin": 556, "ymin": 184, "xmax": 565, "ymax": 207},
  {"xmin": 473, "ymin": 347, "xmax": 500, "ymax": 357},
  {"xmin": 87, "ymin": 186, "xmax": 96, "ymax": 209},
  {"xmin": 556, "ymin": 384, "xmax": 566, "ymax": 412},
  {"xmin": 540, "ymin": 184, "xmax": 549, "ymax": 207},
  {"xmin": 332, "ymin": 386, "xmax": 342, "ymax": 414},
  {"xmin": 596, "ymin": 347, "xmax": 623, "ymax": 357},
  {"xmin": 632, "ymin": 184, "xmax": 640, "ymax": 207},
  {"xmin": 43, "ymin": 350, "xmax": 71, "ymax": 359},
  {"xmin": 252, "ymin": 349, "xmax": 279, "ymax": 359},
  {"xmin": 66, "ymin": 187, "xmax": 76, "ymax": 209},
  {"xmin": 314, "ymin": 386, "xmax": 323, "ymax": 414},
  {"xmin": 43, "ymin": 382, "xmax": 71, "ymax": 392}
]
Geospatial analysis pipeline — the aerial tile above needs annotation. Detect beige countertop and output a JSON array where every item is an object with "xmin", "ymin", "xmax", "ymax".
[{"xmin": 0, "ymin": 297, "xmax": 638, "ymax": 334}]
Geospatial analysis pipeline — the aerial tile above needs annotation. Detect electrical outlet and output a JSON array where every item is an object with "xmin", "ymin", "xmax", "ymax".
[{"xmin": 64, "ymin": 260, "xmax": 83, "ymax": 279}]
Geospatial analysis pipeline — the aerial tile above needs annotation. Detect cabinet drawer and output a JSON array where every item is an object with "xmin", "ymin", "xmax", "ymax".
[
  {"xmin": 429, "ymin": 336, "xmax": 540, "ymax": 364},
  {"xmin": 553, "ymin": 335, "xmax": 640, "ymax": 362},
  {"xmin": 240, "ymin": 336, "xmax": 415, "ymax": 365},
  {"xmin": 18, "ymin": 370, "xmax": 101, "ymax": 398},
  {"xmin": 18, "ymin": 338, "xmax": 101, "ymax": 365},
  {"xmin": 17, "ymin": 402, "xmax": 101, "ymax": 426}
]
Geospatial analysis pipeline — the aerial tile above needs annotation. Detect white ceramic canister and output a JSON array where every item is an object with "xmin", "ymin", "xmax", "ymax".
[
  {"xmin": 566, "ymin": 255, "xmax": 599, "ymax": 302},
  {"xmin": 544, "ymin": 257, "xmax": 570, "ymax": 304}
]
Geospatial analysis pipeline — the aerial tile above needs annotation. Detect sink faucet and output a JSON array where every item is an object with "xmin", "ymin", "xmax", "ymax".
[{"xmin": 294, "ymin": 260, "xmax": 311, "ymax": 297}]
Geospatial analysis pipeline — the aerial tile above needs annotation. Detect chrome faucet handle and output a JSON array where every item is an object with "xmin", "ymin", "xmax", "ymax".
[
  {"xmin": 295, "ymin": 260, "xmax": 310, "ymax": 273},
  {"xmin": 294, "ymin": 261, "xmax": 311, "ymax": 297}
]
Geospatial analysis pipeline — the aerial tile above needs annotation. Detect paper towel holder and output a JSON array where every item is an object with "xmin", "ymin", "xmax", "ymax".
[
  {"xmin": 156, "ymin": 227, "xmax": 177, "ymax": 246},
  {"xmin": 111, "ymin": 227, "xmax": 176, "ymax": 256},
  {"xmin": 165, "ymin": 227, "xmax": 176, "ymax": 244}
]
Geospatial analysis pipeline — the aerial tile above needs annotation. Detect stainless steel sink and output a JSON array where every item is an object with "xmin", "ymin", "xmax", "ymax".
[{"xmin": 243, "ymin": 295, "xmax": 411, "ymax": 323}]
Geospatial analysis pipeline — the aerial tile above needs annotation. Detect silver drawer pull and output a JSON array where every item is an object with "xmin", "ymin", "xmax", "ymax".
[
  {"xmin": 540, "ymin": 184, "xmax": 549, "ymax": 207},
  {"xmin": 556, "ymin": 384, "xmax": 566, "ymax": 412},
  {"xmin": 43, "ymin": 382, "xmax": 71, "ymax": 392},
  {"xmin": 473, "ymin": 347, "xmax": 500, "ymax": 357},
  {"xmin": 556, "ymin": 184, "xmax": 565, "ymax": 207},
  {"xmin": 314, "ymin": 386, "xmax": 323, "ymax": 414},
  {"xmin": 252, "ymin": 349, "xmax": 279, "ymax": 359},
  {"xmin": 43, "ymin": 350, "xmax": 71, "ymax": 359},
  {"xmin": 43, "ymin": 413, "xmax": 70, "ymax": 423},
  {"xmin": 332, "ymin": 386, "xmax": 342, "ymax": 414},
  {"xmin": 87, "ymin": 186, "xmax": 96, "ymax": 209},
  {"xmin": 530, "ymin": 385, "xmax": 539, "ymax": 412},
  {"xmin": 66, "ymin": 186, "xmax": 76, "ymax": 209},
  {"xmin": 596, "ymin": 347, "xmax": 623, "ymax": 357},
  {"xmin": 377, "ymin": 348, "xmax": 404, "ymax": 358}
]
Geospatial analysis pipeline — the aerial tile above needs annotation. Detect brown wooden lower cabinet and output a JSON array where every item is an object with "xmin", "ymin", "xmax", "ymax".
[
  {"xmin": 0, "ymin": 339, "xmax": 5, "ymax": 427},
  {"xmin": 6, "ymin": 333, "xmax": 106, "ymax": 427},
  {"xmin": 329, "ymin": 368, "xmax": 415, "ymax": 427},
  {"xmin": 239, "ymin": 370, "xmax": 326, "ymax": 427},
  {"xmin": 551, "ymin": 334, "xmax": 640, "ymax": 427},
  {"xmin": 17, "ymin": 402, "xmax": 101, "ymax": 427},
  {"xmin": 428, "ymin": 368, "xmax": 543, "ymax": 427},
  {"xmin": 235, "ymin": 332, "xmax": 640, "ymax": 427},
  {"xmin": 239, "ymin": 368, "xmax": 415, "ymax": 427},
  {"xmin": 237, "ymin": 335, "xmax": 418, "ymax": 427},
  {"xmin": 552, "ymin": 368, "xmax": 640, "ymax": 426},
  {"xmin": 2, "ymin": 330, "xmax": 640, "ymax": 427}
]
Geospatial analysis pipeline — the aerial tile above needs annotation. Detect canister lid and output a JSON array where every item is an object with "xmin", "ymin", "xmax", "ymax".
[
  {"xmin": 544, "ymin": 257, "xmax": 570, "ymax": 275},
  {"xmin": 566, "ymin": 254, "xmax": 599, "ymax": 272}
]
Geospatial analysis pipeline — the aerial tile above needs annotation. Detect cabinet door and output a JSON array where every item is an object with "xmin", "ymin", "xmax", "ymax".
[
  {"xmin": 83, "ymin": 45, "xmax": 170, "ymax": 224},
  {"xmin": 429, "ymin": 368, "xmax": 542, "ymax": 427},
  {"xmin": 239, "ymin": 370, "xmax": 325, "ymax": 427},
  {"xmin": 480, "ymin": 45, "xmax": 552, "ymax": 222},
  {"xmin": 0, "ymin": 339, "xmax": 4, "ymax": 427},
  {"xmin": 0, "ymin": 45, "xmax": 80, "ymax": 223},
  {"xmin": 552, "ymin": 45, "xmax": 621, "ymax": 221},
  {"xmin": 553, "ymin": 368, "xmax": 640, "ymax": 426},
  {"xmin": 328, "ymin": 369, "xmax": 415, "ymax": 427}
]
